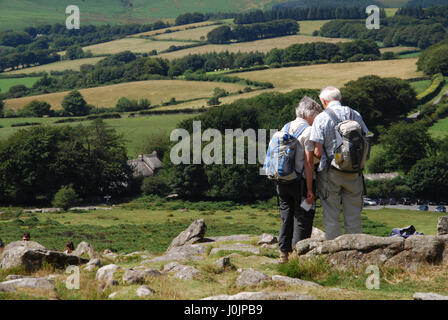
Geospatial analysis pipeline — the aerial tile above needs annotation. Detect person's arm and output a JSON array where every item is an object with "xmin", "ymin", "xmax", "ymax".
[
  {"xmin": 314, "ymin": 142, "xmax": 323, "ymax": 160},
  {"xmin": 304, "ymin": 150, "xmax": 315, "ymax": 204}
]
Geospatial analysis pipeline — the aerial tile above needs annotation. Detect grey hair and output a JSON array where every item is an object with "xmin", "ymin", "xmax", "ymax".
[
  {"xmin": 319, "ymin": 86, "xmax": 342, "ymax": 102},
  {"xmin": 296, "ymin": 96, "xmax": 322, "ymax": 118}
]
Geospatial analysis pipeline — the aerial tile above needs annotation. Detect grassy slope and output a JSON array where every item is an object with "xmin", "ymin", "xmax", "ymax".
[
  {"xmin": 4, "ymin": 80, "xmax": 246, "ymax": 111},
  {"xmin": 0, "ymin": 0, "xmax": 272, "ymax": 31},
  {"xmin": 233, "ymin": 58, "xmax": 422, "ymax": 92},
  {"xmin": 6, "ymin": 57, "xmax": 105, "ymax": 75},
  {"xmin": 0, "ymin": 77, "xmax": 40, "ymax": 92},
  {"xmin": 0, "ymin": 113, "xmax": 194, "ymax": 159}
]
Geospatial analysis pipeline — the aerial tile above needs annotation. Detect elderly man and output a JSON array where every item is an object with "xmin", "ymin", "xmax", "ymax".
[
  {"xmin": 310, "ymin": 87, "xmax": 369, "ymax": 240},
  {"xmin": 277, "ymin": 96, "xmax": 322, "ymax": 263}
]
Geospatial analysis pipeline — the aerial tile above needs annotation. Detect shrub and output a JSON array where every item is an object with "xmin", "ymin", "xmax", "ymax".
[
  {"xmin": 141, "ymin": 175, "xmax": 170, "ymax": 196},
  {"xmin": 416, "ymin": 73, "xmax": 445, "ymax": 104},
  {"xmin": 52, "ymin": 185, "xmax": 80, "ymax": 211}
]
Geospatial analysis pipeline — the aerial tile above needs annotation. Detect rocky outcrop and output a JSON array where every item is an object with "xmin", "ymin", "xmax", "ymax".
[
  {"xmin": 202, "ymin": 292, "xmax": 316, "ymax": 300},
  {"xmin": 96, "ymin": 264, "xmax": 121, "ymax": 282},
  {"xmin": 173, "ymin": 266, "xmax": 201, "ymax": 280},
  {"xmin": 236, "ymin": 268, "xmax": 270, "ymax": 287},
  {"xmin": 72, "ymin": 242, "xmax": 99, "ymax": 260},
  {"xmin": 271, "ymin": 275, "xmax": 322, "ymax": 288},
  {"xmin": 295, "ymin": 234, "xmax": 448, "ymax": 270},
  {"xmin": 1, "ymin": 241, "xmax": 89, "ymax": 271},
  {"xmin": 437, "ymin": 217, "xmax": 448, "ymax": 236},
  {"xmin": 167, "ymin": 219, "xmax": 207, "ymax": 250},
  {"xmin": 122, "ymin": 268, "xmax": 162, "ymax": 284},
  {"xmin": 413, "ymin": 292, "xmax": 448, "ymax": 300},
  {"xmin": 210, "ymin": 243, "xmax": 260, "ymax": 255},
  {"xmin": 0, "ymin": 277, "xmax": 56, "ymax": 293},
  {"xmin": 142, "ymin": 244, "xmax": 207, "ymax": 264}
]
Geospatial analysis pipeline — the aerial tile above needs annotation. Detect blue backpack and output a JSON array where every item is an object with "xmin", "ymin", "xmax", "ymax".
[{"xmin": 263, "ymin": 122, "xmax": 309, "ymax": 183}]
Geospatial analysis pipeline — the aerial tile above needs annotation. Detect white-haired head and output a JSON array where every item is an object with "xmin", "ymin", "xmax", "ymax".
[
  {"xmin": 296, "ymin": 96, "xmax": 322, "ymax": 119},
  {"xmin": 319, "ymin": 86, "xmax": 342, "ymax": 104}
]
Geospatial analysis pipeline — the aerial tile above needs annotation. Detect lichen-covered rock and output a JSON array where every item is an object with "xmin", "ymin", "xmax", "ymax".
[
  {"xmin": 137, "ymin": 285, "xmax": 155, "ymax": 297},
  {"xmin": 72, "ymin": 242, "xmax": 99, "ymax": 260},
  {"xmin": 210, "ymin": 243, "xmax": 260, "ymax": 255},
  {"xmin": 236, "ymin": 268, "xmax": 270, "ymax": 287},
  {"xmin": 173, "ymin": 266, "xmax": 201, "ymax": 280},
  {"xmin": 202, "ymin": 292, "xmax": 316, "ymax": 300},
  {"xmin": 437, "ymin": 217, "xmax": 448, "ymax": 236},
  {"xmin": 142, "ymin": 244, "xmax": 206, "ymax": 263},
  {"xmin": 96, "ymin": 264, "xmax": 121, "ymax": 282},
  {"xmin": 1, "ymin": 241, "xmax": 88, "ymax": 271},
  {"xmin": 167, "ymin": 219, "xmax": 207, "ymax": 250},
  {"xmin": 271, "ymin": 275, "xmax": 322, "ymax": 288},
  {"xmin": 122, "ymin": 268, "xmax": 162, "ymax": 284},
  {"xmin": 413, "ymin": 292, "xmax": 448, "ymax": 300},
  {"xmin": 257, "ymin": 233, "xmax": 278, "ymax": 245},
  {"xmin": 0, "ymin": 277, "xmax": 56, "ymax": 293},
  {"xmin": 295, "ymin": 234, "xmax": 448, "ymax": 270}
]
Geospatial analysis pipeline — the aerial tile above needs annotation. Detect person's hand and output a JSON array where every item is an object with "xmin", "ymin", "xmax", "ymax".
[{"xmin": 306, "ymin": 191, "xmax": 315, "ymax": 205}]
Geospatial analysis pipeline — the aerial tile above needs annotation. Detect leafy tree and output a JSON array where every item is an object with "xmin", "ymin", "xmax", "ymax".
[
  {"xmin": 22, "ymin": 100, "xmax": 52, "ymax": 117},
  {"xmin": 406, "ymin": 156, "xmax": 448, "ymax": 201},
  {"xmin": 379, "ymin": 122, "xmax": 436, "ymax": 173},
  {"xmin": 65, "ymin": 45, "xmax": 84, "ymax": 60},
  {"xmin": 417, "ymin": 41, "xmax": 448, "ymax": 75},
  {"xmin": 0, "ymin": 99, "xmax": 4, "ymax": 118},
  {"xmin": 342, "ymin": 76, "xmax": 417, "ymax": 133},
  {"xmin": 52, "ymin": 185, "xmax": 79, "ymax": 210},
  {"xmin": 207, "ymin": 26, "xmax": 233, "ymax": 44},
  {"xmin": 141, "ymin": 175, "xmax": 170, "ymax": 196},
  {"xmin": 62, "ymin": 90, "xmax": 90, "ymax": 116}
]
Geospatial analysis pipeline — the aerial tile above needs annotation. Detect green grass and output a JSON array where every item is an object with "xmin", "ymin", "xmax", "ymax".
[
  {"xmin": 429, "ymin": 116, "xmax": 448, "ymax": 138},
  {"xmin": 0, "ymin": 77, "xmax": 40, "ymax": 93},
  {"xmin": 399, "ymin": 52, "xmax": 422, "ymax": 59},
  {"xmin": 0, "ymin": 0, "xmax": 272, "ymax": 31},
  {"xmin": 0, "ymin": 195, "xmax": 397, "ymax": 255},
  {"xmin": 410, "ymin": 79, "xmax": 431, "ymax": 95},
  {"xmin": 0, "ymin": 113, "xmax": 194, "ymax": 159}
]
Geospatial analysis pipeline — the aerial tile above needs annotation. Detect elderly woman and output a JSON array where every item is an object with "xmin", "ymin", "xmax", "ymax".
[{"xmin": 277, "ymin": 96, "xmax": 322, "ymax": 263}]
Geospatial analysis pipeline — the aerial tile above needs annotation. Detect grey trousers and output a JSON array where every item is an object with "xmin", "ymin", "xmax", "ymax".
[
  {"xmin": 276, "ymin": 180, "xmax": 315, "ymax": 253},
  {"xmin": 317, "ymin": 167, "xmax": 363, "ymax": 240}
]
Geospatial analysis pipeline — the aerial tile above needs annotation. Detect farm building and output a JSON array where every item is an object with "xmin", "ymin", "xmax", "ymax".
[{"xmin": 127, "ymin": 152, "xmax": 162, "ymax": 177}]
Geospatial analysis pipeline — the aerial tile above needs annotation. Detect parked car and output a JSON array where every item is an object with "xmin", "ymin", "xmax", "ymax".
[
  {"xmin": 416, "ymin": 199, "xmax": 427, "ymax": 205},
  {"xmin": 439, "ymin": 201, "xmax": 448, "ymax": 206},
  {"xmin": 363, "ymin": 198, "xmax": 378, "ymax": 206},
  {"xmin": 389, "ymin": 198, "xmax": 397, "ymax": 205},
  {"xmin": 418, "ymin": 205, "xmax": 429, "ymax": 211},
  {"xmin": 378, "ymin": 198, "xmax": 387, "ymax": 206},
  {"xmin": 436, "ymin": 206, "xmax": 447, "ymax": 213},
  {"xmin": 429, "ymin": 201, "xmax": 438, "ymax": 206}
]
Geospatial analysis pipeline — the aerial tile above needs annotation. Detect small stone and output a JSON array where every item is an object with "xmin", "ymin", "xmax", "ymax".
[
  {"xmin": 96, "ymin": 264, "xmax": 120, "ymax": 282},
  {"xmin": 236, "ymin": 268, "xmax": 270, "ymax": 287},
  {"xmin": 137, "ymin": 285, "xmax": 155, "ymax": 297},
  {"xmin": 271, "ymin": 275, "xmax": 322, "ymax": 288},
  {"xmin": 258, "ymin": 233, "xmax": 278, "ymax": 245},
  {"xmin": 173, "ymin": 266, "xmax": 201, "ymax": 280},
  {"xmin": 108, "ymin": 292, "xmax": 119, "ymax": 299}
]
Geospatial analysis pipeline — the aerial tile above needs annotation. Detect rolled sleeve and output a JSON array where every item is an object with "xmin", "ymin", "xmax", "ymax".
[{"xmin": 310, "ymin": 117, "xmax": 325, "ymax": 145}]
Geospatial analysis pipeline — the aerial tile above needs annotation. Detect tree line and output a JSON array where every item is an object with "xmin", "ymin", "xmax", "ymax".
[
  {"xmin": 0, "ymin": 21, "xmax": 171, "ymax": 72},
  {"xmin": 233, "ymin": 7, "xmax": 386, "ymax": 24},
  {"xmin": 207, "ymin": 20, "xmax": 299, "ymax": 44},
  {"xmin": 319, "ymin": 13, "xmax": 447, "ymax": 49}
]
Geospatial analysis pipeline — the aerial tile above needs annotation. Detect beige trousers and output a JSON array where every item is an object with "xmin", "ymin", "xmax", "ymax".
[{"xmin": 317, "ymin": 167, "xmax": 364, "ymax": 240}]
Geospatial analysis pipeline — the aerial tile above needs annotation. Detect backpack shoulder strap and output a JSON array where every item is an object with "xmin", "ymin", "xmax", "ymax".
[
  {"xmin": 325, "ymin": 108, "xmax": 341, "ymax": 125},
  {"xmin": 292, "ymin": 122, "xmax": 310, "ymax": 139}
]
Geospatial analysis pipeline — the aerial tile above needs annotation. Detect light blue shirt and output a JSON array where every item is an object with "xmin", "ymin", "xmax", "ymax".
[{"xmin": 310, "ymin": 100, "xmax": 369, "ymax": 172}]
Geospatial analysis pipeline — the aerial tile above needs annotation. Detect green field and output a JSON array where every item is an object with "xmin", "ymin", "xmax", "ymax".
[
  {"xmin": 410, "ymin": 79, "xmax": 431, "ymax": 95},
  {"xmin": 0, "ymin": 0, "xmax": 273, "ymax": 30},
  {"xmin": 0, "ymin": 113, "xmax": 194, "ymax": 159},
  {"xmin": 429, "ymin": 117, "xmax": 448, "ymax": 139},
  {"xmin": 0, "ymin": 77, "xmax": 40, "ymax": 93}
]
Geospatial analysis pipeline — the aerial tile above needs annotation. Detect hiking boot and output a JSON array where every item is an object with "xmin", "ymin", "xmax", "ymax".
[{"xmin": 279, "ymin": 251, "xmax": 289, "ymax": 264}]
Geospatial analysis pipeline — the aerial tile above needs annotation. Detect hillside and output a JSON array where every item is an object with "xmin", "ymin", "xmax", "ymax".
[
  {"xmin": 0, "ymin": 0, "xmax": 271, "ymax": 30},
  {"xmin": 0, "ymin": 0, "xmax": 413, "ymax": 31}
]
